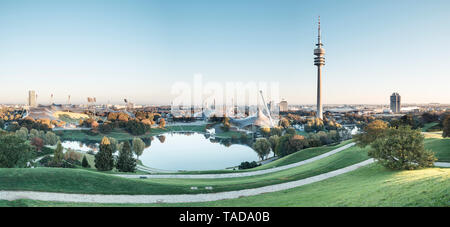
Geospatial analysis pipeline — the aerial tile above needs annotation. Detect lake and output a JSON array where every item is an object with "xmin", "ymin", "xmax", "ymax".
[
  {"xmin": 62, "ymin": 132, "xmax": 266, "ymax": 171},
  {"xmin": 139, "ymin": 133, "xmax": 262, "ymax": 171}
]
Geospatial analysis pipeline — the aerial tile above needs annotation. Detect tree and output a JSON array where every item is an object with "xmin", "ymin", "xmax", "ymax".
[
  {"xmin": 31, "ymin": 137, "xmax": 44, "ymax": 151},
  {"xmin": 270, "ymin": 127, "xmax": 282, "ymax": 136},
  {"xmin": 132, "ymin": 137, "xmax": 145, "ymax": 160},
  {"xmin": 253, "ymin": 138, "xmax": 271, "ymax": 160},
  {"xmin": 285, "ymin": 127, "xmax": 296, "ymax": 135},
  {"xmin": 443, "ymin": 115, "xmax": 450, "ymax": 138},
  {"xmin": 279, "ymin": 118, "xmax": 290, "ymax": 129},
  {"xmin": 268, "ymin": 135, "xmax": 279, "ymax": 152},
  {"xmin": 15, "ymin": 127, "xmax": 28, "ymax": 141},
  {"xmin": 159, "ymin": 118, "xmax": 166, "ymax": 128},
  {"xmin": 260, "ymin": 127, "xmax": 271, "ymax": 137},
  {"xmin": 370, "ymin": 126, "xmax": 436, "ymax": 170},
  {"xmin": 0, "ymin": 134, "xmax": 32, "ymax": 168},
  {"xmin": 222, "ymin": 117, "xmax": 231, "ymax": 132},
  {"xmin": 44, "ymin": 131, "xmax": 58, "ymax": 145},
  {"xmin": 94, "ymin": 137, "xmax": 115, "ymax": 171},
  {"xmin": 29, "ymin": 129, "xmax": 40, "ymax": 140},
  {"xmin": 81, "ymin": 155, "xmax": 90, "ymax": 168},
  {"xmin": 353, "ymin": 120, "xmax": 388, "ymax": 147},
  {"xmin": 108, "ymin": 137, "xmax": 118, "ymax": 153},
  {"xmin": 116, "ymin": 141, "xmax": 136, "ymax": 172},
  {"xmin": 52, "ymin": 141, "xmax": 64, "ymax": 165},
  {"xmin": 274, "ymin": 135, "xmax": 292, "ymax": 157},
  {"xmin": 289, "ymin": 134, "xmax": 309, "ymax": 151}
]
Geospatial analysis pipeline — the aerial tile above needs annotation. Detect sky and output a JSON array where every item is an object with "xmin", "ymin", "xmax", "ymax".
[{"xmin": 0, "ymin": 0, "xmax": 449, "ymax": 105}]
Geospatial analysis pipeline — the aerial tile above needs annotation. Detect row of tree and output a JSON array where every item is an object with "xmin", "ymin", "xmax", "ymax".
[{"xmin": 253, "ymin": 128, "xmax": 342, "ymax": 160}]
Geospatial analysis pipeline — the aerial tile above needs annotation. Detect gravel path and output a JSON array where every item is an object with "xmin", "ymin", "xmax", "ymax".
[
  {"xmin": 0, "ymin": 159, "xmax": 374, "ymax": 204},
  {"xmin": 116, "ymin": 142, "xmax": 356, "ymax": 179},
  {"xmin": 435, "ymin": 162, "xmax": 450, "ymax": 168}
]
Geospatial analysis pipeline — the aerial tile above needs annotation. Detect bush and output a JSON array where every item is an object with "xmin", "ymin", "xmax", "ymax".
[
  {"xmin": 238, "ymin": 161, "xmax": 261, "ymax": 170},
  {"xmin": 370, "ymin": 126, "xmax": 436, "ymax": 170}
]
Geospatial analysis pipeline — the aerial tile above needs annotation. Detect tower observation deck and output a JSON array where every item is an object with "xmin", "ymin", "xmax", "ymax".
[{"xmin": 314, "ymin": 16, "xmax": 325, "ymax": 119}]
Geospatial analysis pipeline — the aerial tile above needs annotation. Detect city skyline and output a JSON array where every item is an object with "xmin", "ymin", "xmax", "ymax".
[{"xmin": 1, "ymin": 0, "xmax": 450, "ymax": 105}]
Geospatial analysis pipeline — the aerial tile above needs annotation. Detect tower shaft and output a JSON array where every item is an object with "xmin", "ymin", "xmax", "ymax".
[
  {"xmin": 314, "ymin": 17, "xmax": 325, "ymax": 119},
  {"xmin": 316, "ymin": 66, "xmax": 323, "ymax": 119}
]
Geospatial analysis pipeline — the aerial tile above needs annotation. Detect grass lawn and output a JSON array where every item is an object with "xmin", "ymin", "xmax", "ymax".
[
  {"xmin": 1, "ymin": 164, "xmax": 448, "ymax": 207},
  {"xmin": 425, "ymin": 138, "xmax": 450, "ymax": 162},
  {"xmin": 0, "ymin": 145, "xmax": 369, "ymax": 195},
  {"xmin": 214, "ymin": 130, "xmax": 243, "ymax": 139},
  {"xmin": 422, "ymin": 122, "xmax": 440, "ymax": 132}
]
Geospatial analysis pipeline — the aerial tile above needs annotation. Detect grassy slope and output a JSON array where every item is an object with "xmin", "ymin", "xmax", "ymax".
[
  {"xmin": 169, "ymin": 140, "xmax": 353, "ymax": 175},
  {"xmin": 2, "ymin": 164, "xmax": 448, "ymax": 207},
  {"xmin": 425, "ymin": 138, "xmax": 450, "ymax": 162},
  {"xmin": 0, "ymin": 145, "xmax": 369, "ymax": 195},
  {"xmin": 252, "ymin": 140, "xmax": 353, "ymax": 170},
  {"xmin": 422, "ymin": 122, "xmax": 439, "ymax": 132}
]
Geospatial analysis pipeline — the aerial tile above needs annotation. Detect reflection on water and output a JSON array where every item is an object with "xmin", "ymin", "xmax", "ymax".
[
  {"xmin": 61, "ymin": 132, "xmax": 267, "ymax": 171},
  {"xmin": 61, "ymin": 141, "xmax": 98, "ymax": 153},
  {"xmin": 139, "ymin": 133, "xmax": 264, "ymax": 171}
]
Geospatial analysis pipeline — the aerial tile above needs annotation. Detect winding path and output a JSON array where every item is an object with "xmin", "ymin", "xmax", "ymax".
[
  {"xmin": 435, "ymin": 162, "xmax": 450, "ymax": 168},
  {"xmin": 116, "ymin": 142, "xmax": 356, "ymax": 179},
  {"xmin": 0, "ymin": 159, "xmax": 374, "ymax": 204}
]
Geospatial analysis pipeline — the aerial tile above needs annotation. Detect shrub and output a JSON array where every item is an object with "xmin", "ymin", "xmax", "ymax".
[{"xmin": 238, "ymin": 161, "xmax": 260, "ymax": 170}]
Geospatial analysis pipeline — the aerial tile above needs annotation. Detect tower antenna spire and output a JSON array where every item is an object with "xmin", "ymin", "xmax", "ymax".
[{"xmin": 317, "ymin": 16, "xmax": 322, "ymax": 47}]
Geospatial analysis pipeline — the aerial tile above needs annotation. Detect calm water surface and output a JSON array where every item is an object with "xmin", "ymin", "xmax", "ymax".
[
  {"xmin": 62, "ymin": 133, "xmax": 264, "ymax": 171},
  {"xmin": 139, "ymin": 133, "xmax": 261, "ymax": 171}
]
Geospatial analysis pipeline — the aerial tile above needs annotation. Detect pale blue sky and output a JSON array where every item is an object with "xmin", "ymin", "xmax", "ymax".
[{"xmin": 0, "ymin": 0, "xmax": 449, "ymax": 105}]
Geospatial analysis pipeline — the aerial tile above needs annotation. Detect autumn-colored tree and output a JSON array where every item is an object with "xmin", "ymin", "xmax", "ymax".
[
  {"xmin": 31, "ymin": 137, "xmax": 44, "ymax": 151},
  {"xmin": 279, "ymin": 118, "xmax": 290, "ymax": 128},
  {"xmin": 354, "ymin": 120, "xmax": 389, "ymax": 147},
  {"xmin": 260, "ymin": 127, "xmax": 271, "ymax": 137},
  {"xmin": 159, "ymin": 118, "xmax": 166, "ymax": 128}
]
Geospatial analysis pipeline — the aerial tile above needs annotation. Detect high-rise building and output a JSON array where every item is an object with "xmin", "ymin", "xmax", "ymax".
[
  {"xmin": 390, "ymin": 92, "xmax": 401, "ymax": 113},
  {"xmin": 279, "ymin": 100, "xmax": 288, "ymax": 112},
  {"xmin": 28, "ymin": 90, "xmax": 37, "ymax": 107},
  {"xmin": 314, "ymin": 17, "xmax": 325, "ymax": 119}
]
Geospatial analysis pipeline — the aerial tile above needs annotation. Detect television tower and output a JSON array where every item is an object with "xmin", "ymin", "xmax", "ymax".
[{"xmin": 314, "ymin": 16, "xmax": 325, "ymax": 119}]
